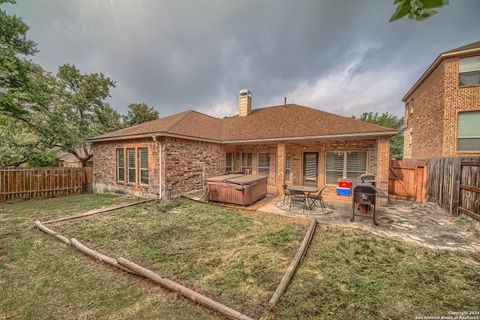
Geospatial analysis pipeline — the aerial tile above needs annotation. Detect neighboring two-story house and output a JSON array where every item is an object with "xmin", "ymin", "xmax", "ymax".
[
  {"xmin": 90, "ymin": 90, "xmax": 395, "ymax": 203},
  {"xmin": 403, "ymin": 41, "xmax": 480, "ymax": 159}
]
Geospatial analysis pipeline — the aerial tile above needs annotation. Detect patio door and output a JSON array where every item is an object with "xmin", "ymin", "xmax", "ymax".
[{"xmin": 303, "ymin": 152, "xmax": 318, "ymax": 186}]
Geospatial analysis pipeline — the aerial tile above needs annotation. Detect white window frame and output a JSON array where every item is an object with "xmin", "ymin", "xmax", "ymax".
[
  {"xmin": 116, "ymin": 148, "xmax": 125, "ymax": 183},
  {"xmin": 127, "ymin": 148, "xmax": 136, "ymax": 184},
  {"xmin": 241, "ymin": 152, "xmax": 252, "ymax": 173},
  {"xmin": 257, "ymin": 152, "xmax": 270, "ymax": 176},
  {"xmin": 225, "ymin": 152, "xmax": 233, "ymax": 173},
  {"xmin": 138, "ymin": 147, "xmax": 149, "ymax": 185},
  {"xmin": 457, "ymin": 111, "xmax": 480, "ymax": 151},
  {"xmin": 325, "ymin": 150, "xmax": 369, "ymax": 185},
  {"xmin": 285, "ymin": 152, "xmax": 291, "ymax": 181},
  {"xmin": 459, "ymin": 56, "xmax": 480, "ymax": 87}
]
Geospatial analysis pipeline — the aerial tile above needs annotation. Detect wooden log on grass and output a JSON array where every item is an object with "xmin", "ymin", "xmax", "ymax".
[
  {"xmin": 268, "ymin": 218, "xmax": 317, "ymax": 307},
  {"xmin": 117, "ymin": 257, "xmax": 255, "ymax": 320},
  {"xmin": 70, "ymin": 238, "xmax": 136, "ymax": 274},
  {"xmin": 33, "ymin": 220, "xmax": 70, "ymax": 244},
  {"xmin": 43, "ymin": 199, "xmax": 155, "ymax": 225}
]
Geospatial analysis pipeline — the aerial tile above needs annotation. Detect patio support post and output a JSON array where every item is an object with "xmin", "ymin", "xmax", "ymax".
[
  {"xmin": 376, "ymin": 138, "xmax": 390, "ymax": 206},
  {"xmin": 276, "ymin": 143, "xmax": 286, "ymax": 194}
]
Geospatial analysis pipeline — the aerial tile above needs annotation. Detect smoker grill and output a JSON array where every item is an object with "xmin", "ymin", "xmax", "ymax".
[{"xmin": 351, "ymin": 182, "xmax": 378, "ymax": 225}]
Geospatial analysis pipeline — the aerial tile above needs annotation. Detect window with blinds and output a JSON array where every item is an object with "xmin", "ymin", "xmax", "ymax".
[
  {"xmin": 116, "ymin": 148, "xmax": 125, "ymax": 182},
  {"xmin": 258, "ymin": 152, "xmax": 270, "ymax": 176},
  {"xmin": 225, "ymin": 153, "xmax": 233, "ymax": 173},
  {"xmin": 285, "ymin": 152, "xmax": 291, "ymax": 180},
  {"xmin": 127, "ymin": 148, "xmax": 136, "ymax": 183},
  {"xmin": 326, "ymin": 151, "xmax": 344, "ymax": 184},
  {"xmin": 458, "ymin": 111, "xmax": 480, "ymax": 151},
  {"xmin": 459, "ymin": 56, "xmax": 480, "ymax": 86},
  {"xmin": 303, "ymin": 152, "xmax": 318, "ymax": 185},
  {"xmin": 326, "ymin": 150, "xmax": 368, "ymax": 184},
  {"xmin": 138, "ymin": 148, "xmax": 148, "ymax": 185},
  {"xmin": 241, "ymin": 153, "xmax": 252, "ymax": 173}
]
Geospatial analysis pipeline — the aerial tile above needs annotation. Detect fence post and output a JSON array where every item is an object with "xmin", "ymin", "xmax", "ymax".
[{"xmin": 449, "ymin": 157, "xmax": 461, "ymax": 216}]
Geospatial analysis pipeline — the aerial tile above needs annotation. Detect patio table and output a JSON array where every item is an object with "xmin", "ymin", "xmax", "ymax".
[{"xmin": 286, "ymin": 185, "xmax": 319, "ymax": 211}]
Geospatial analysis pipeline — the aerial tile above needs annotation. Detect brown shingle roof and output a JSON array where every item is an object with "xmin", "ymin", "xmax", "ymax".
[
  {"xmin": 442, "ymin": 41, "xmax": 480, "ymax": 55},
  {"xmin": 91, "ymin": 104, "xmax": 396, "ymax": 143}
]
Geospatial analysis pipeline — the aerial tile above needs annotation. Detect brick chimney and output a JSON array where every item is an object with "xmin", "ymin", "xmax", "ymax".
[{"xmin": 239, "ymin": 89, "xmax": 252, "ymax": 116}]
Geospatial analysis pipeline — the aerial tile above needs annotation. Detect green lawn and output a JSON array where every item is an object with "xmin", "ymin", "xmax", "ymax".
[
  {"xmin": 2, "ymin": 194, "xmax": 479, "ymax": 320},
  {"xmin": 52, "ymin": 199, "xmax": 307, "ymax": 318},
  {"xmin": 0, "ymin": 194, "xmax": 223, "ymax": 320},
  {"xmin": 269, "ymin": 225, "xmax": 480, "ymax": 320}
]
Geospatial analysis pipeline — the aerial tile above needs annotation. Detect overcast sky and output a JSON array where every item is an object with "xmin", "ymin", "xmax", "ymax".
[{"xmin": 6, "ymin": 0, "xmax": 480, "ymax": 118}]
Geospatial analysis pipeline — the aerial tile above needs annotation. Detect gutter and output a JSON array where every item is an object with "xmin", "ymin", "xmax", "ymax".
[{"xmin": 402, "ymin": 47, "xmax": 480, "ymax": 102}]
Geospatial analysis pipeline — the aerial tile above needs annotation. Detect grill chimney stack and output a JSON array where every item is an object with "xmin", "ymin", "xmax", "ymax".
[{"xmin": 239, "ymin": 89, "xmax": 252, "ymax": 116}]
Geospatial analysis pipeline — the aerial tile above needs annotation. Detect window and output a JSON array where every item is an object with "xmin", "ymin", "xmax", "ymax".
[
  {"xmin": 127, "ymin": 148, "xmax": 136, "ymax": 183},
  {"xmin": 458, "ymin": 111, "xmax": 480, "ymax": 151},
  {"xmin": 138, "ymin": 148, "xmax": 148, "ymax": 185},
  {"xmin": 326, "ymin": 151, "xmax": 368, "ymax": 184},
  {"xmin": 225, "ymin": 152, "xmax": 233, "ymax": 173},
  {"xmin": 459, "ymin": 56, "xmax": 480, "ymax": 86},
  {"xmin": 116, "ymin": 148, "xmax": 125, "ymax": 182},
  {"xmin": 241, "ymin": 152, "xmax": 252, "ymax": 173},
  {"xmin": 285, "ymin": 152, "xmax": 291, "ymax": 180},
  {"xmin": 258, "ymin": 152, "xmax": 270, "ymax": 176}
]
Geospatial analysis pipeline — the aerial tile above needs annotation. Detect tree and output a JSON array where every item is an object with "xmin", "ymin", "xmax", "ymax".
[
  {"xmin": 353, "ymin": 112, "xmax": 404, "ymax": 160},
  {"xmin": 123, "ymin": 103, "xmax": 159, "ymax": 126},
  {"xmin": 390, "ymin": 0, "xmax": 449, "ymax": 22}
]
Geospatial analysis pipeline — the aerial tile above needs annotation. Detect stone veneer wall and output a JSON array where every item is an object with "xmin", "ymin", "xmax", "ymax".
[{"xmin": 92, "ymin": 138, "xmax": 160, "ymax": 197}]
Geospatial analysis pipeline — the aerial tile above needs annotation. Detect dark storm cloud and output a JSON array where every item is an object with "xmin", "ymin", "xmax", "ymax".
[{"xmin": 6, "ymin": 0, "xmax": 480, "ymax": 117}]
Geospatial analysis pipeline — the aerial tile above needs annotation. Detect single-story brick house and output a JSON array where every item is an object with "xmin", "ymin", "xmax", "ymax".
[{"xmin": 90, "ymin": 90, "xmax": 396, "ymax": 204}]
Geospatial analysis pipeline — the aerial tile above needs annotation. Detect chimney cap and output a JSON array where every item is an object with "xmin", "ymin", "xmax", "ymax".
[{"xmin": 239, "ymin": 89, "xmax": 252, "ymax": 96}]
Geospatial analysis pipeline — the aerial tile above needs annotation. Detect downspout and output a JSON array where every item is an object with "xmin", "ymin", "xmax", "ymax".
[{"xmin": 153, "ymin": 136, "xmax": 162, "ymax": 199}]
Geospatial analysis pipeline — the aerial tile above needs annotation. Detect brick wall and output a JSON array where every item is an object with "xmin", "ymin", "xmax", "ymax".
[
  {"xmin": 92, "ymin": 138, "xmax": 160, "ymax": 197},
  {"xmin": 404, "ymin": 54, "xmax": 480, "ymax": 159},
  {"xmin": 442, "ymin": 56, "xmax": 480, "ymax": 157},
  {"xmin": 403, "ymin": 61, "xmax": 445, "ymax": 159},
  {"xmin": 163, "ymin": 137, "xmax": 224, "ymax": 195}
]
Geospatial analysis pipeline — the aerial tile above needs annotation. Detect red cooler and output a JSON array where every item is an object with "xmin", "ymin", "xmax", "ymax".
[{"xmin": 338, "ymin": 179, "xmax": 352, "ymax": 189}]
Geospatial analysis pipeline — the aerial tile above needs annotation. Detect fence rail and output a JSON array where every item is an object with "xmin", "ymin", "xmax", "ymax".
[{"xmin": 0, "ymin": 167, "xmax": 92, "ymax": 202}]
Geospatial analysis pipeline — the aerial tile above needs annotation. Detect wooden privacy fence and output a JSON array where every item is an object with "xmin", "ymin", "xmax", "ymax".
[
  {"xmin": 0, "ymin": 167, "xmax": 92, "ymax": 202},
  {"xmin": 425, "ymin": 157, "xmax": 480, "ymax": 220},
  {"xmin": 388, "ymin": 160, "xmax": 427, "ymax": 202}
]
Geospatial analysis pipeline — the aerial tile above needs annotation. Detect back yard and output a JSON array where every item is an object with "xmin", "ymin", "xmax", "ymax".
[{"xmin": 1, "ymin": 194, "xmax": 479, "ymax": 319}]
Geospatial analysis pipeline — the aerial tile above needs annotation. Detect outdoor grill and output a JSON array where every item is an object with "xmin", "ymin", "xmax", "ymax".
[{"xmin": 351, "ymin": 182, "xmax": 378, "ymax": 225}]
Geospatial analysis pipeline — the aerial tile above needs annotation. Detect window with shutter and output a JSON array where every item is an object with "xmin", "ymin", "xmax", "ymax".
[
  {"xmin": 303, "ymin": 152, "xmax": 318, "ymax": 186},
  {"xmin": 241, "ymin": 153, "xmax": 252, "ymax": 173},
  {"xmin": 285, "ymin": 152, "xmax": 291, "ymax": 180},
  {"xmin": 346, "ymin": 151, "xmax": 368, "ymax": 180},
  {"xmin": 326, "ymin": 151, "xmax": 344, "ymax": 184},
  {"xmin": 225, "ymin": 153, "xmax": 233, "ymax": 173},
  {"xmin": 116, "ymin": 148, "xmax": 125, "ymax": 183},
  {"xmin": 458, "ymin": 111, "xmax": 480, "ymax": 151},
  {"xmin": 127, "ymin": 148, "xmax": 136, "ymax": 184},
  {"xmin": 138, "ymin": 148, "xmax": 149, "ymax": 185},
  {"xmin": 326, "ymin": 150, "xmax": 368, "ymax": 184},
  {"xmin": 258, "ymin": 152, "xmax": 270, "ymax": 176},
  {"xmin": 459, "ymin": 56, "xmax": 480, "ymax": 86}
]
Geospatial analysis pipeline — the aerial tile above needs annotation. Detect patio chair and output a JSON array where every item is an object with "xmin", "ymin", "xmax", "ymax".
[
  {"xmin": 307, "ymin": 187, "xmax": 325, "ymax": 211},
  {"xmin": 289, "ymin": 190, "xmax": 308, "ymax": 214},
  {"xmin": 282, "ymin": 184, "xmax": 293, "ymax": 206}
]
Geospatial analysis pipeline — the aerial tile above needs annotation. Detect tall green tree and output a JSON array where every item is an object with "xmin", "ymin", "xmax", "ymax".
[
  {"xmin": 0, "ymin": 0, "xmax": 59, "ymax": 167},
  {"xmin": 353, "ymin": 112, "xmax": 404, "ymax": 160},
  {"xmin": 123, "ymin": 103, "xmax": 159, "ymax": 126},
  {"xmin": 390, "ymin": 0, "xmax": 449, "ymax": 22}
]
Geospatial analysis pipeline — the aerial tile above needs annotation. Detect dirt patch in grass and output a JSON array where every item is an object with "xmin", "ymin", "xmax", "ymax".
[
  {"xmin": 0, "ymin": 194, "xmax": 222, "ymax": 320},
  {"xmin": 53, "ymin": 199, "xmax": 308, "ymax": 318},
  {"xmin": 269, "ymin": 225, "xmax": 480, "ymax": 320}
]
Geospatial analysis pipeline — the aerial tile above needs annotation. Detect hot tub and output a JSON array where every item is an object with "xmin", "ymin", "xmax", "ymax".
[{"xmin": 206, "ymin": 174, "xmax": 268, "ymax": 205}]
